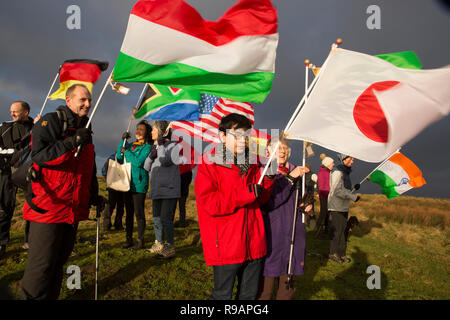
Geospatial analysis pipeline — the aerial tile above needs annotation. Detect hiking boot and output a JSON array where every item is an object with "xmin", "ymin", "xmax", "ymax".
[
  {"xmin": 0, "ymin": 245, "xmax": 6, "ymax": 259},
  {"xmin": 158, "ymin": 243, "xmax": 175, "ymax": 259},
  {"xmin": 121, "ymin": 240, "xmax": 133, "ymax": 249},
  {"xmin": 340, "ymin": 256, "xmax": 352, "ymax": 263},
  {"xmin": 328, "ymin": 253, "xmax": 343, "ymax": 263},
  {"xmin": 22, "ymin": 242, "xmax": 29, "ymax": 250},
  {"xmin": 146, "ymin": 240, "xmax": 164, "ymax": 254},
  {"xmin": 174, "ymin": 220, "xmax": 187, "ymax": 228},
  {"xmin": 131, "ymin": 239, "xmax": 144, "ymax": 250}
]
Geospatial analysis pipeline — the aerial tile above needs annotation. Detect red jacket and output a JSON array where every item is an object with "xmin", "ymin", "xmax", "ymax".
[
  {"xmin": 195, "ymin": 146, "xmax": 274, "ymax": 266},
  {"xmin": 23, "ymin": 106, "xmax": 97, "ymax": 224}
]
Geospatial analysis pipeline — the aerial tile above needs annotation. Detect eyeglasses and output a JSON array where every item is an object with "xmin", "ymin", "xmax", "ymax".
[{"xmin": 227, "ymin": 131, "xmax": 250, "ymax": 140}]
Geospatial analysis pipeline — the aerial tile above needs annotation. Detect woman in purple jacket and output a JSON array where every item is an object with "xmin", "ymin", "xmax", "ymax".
[
  {"xmin": 257, "ymin": 137, "xmax": 312, "ymax": 300},
  {"xmin": 316, "ymin": 154, "xmax": 335, "ymax": 236}
]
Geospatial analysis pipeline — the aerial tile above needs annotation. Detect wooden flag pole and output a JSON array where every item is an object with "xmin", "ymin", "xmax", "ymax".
[
  {"xmin": 122, "ymin": 83, "xmax": 148, "ymax": 148},
  {"xmin": 39, "ymin": 67, "xmax": 61, "ymax": 116},
  {"xmin": 258, "ymin": 40, "xmax": 338, "ymax": 185},
  {"xmin": 301, "ymin": 59, "xmax": 310, "ymax": 223}
]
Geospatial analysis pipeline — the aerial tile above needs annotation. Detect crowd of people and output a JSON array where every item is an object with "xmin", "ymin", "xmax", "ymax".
[{"xmin": 0, "ymin": 84, "xmax": 361, "ymax": 300}]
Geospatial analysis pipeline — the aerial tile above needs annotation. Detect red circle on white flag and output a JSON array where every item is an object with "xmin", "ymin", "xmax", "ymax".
[{"xmin": 353, "ymin": 81, "xmax": 400, "ymax": 143}]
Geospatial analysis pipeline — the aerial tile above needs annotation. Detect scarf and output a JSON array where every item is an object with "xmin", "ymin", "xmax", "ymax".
[
  {"xmin": 222, "ymin": 144, "xmax": 250, "ymax": 174},
  {"xmin": 336, "ymin": 164, "xmax": 352, "ymax": 190}
]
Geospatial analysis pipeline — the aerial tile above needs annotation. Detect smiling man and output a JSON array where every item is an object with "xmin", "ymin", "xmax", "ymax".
[{"xmin": 20, "ymin": 84, "xmax": 104, "ymax": 300}]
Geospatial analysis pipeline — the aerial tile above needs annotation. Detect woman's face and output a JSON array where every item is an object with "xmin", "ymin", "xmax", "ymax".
[
  {"xmin": 327, "ymin": 161, "xmax": 335, "ymax": 170},
  {"xmin": 151, "ymin": 126, "xmax": 159, "ymax": 141},
  {"xmin": 135, "ymin": 124, "xmax": 147, "ymax": 142},
  {"xmin": 276, "ymin": 142, "xmax": 289, "ymax": 166}
]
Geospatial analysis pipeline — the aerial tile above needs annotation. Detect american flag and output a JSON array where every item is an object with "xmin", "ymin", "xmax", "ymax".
[{"xmin": 171, "ymin": 94, "xmax": 254, "ymax": 143}]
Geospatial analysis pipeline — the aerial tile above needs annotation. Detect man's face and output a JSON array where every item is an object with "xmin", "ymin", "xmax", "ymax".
[
  {"xmin": 10, "ymin": 103, "xmax": 28, "ymax": 122},
  {"xmin": 220, "ymin": 126, "xmax": 250, "ymax": 155},
  {"xmin": 343, "ymin": 157, "xmax": 355, "ymax": 167},
  {"xmin": 66, "ymin": 86, "xmax": 92, "ymax": 117}
]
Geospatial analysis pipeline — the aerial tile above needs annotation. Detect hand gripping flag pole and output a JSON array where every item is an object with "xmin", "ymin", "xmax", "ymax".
[
  {"xmin": 74, "ymin": 70, "xmax": 113, "ymax": 157},
  {"xmin": 257, "ymin": 39, "xmax": 340, "ymax": 185},
  {"xmin": 39, "ymin": 66, "xmax": 61, "ymax": 116}
]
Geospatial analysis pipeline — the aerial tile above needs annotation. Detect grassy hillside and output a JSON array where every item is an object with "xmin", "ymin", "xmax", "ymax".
[{"xmin": 0, "ymin": 178, "xmax": 449, "ymax": 300}]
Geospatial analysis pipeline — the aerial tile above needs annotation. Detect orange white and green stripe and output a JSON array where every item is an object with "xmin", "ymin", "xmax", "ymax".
[
  {"xmin": 112, "ymin": 0, "xmax": 279, "ymax": 103},
  {"xmin": 49, "ymin": 59, "xmax": 108, "ymax": 100},
  {"xmin": 369, "ymin": 152, "xmax": 426, "ymax": 199}
]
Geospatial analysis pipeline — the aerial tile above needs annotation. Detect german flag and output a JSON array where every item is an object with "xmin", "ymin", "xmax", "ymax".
[{"xmin": 49, "ymin": 59, "xmax": 108, "ymax": 100}]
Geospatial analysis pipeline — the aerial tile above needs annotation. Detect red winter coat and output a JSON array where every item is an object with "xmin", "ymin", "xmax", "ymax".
[
  {"xmin": 195, "ymin": 146, "xmax": 274, "ymax": 266},
  {"xmin": 23, "ymin": 105, "xmax": 97, "ymax": 224}
]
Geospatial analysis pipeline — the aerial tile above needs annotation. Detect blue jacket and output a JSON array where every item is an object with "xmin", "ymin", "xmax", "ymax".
[{"xmin": 116, "ymin": 141, "xmax": 152, "ymax": 194}]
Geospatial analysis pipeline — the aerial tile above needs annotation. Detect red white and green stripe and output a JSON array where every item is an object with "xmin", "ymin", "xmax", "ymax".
[
  {"xmin": 113, "ymin": 0, "xmax": 278, "ymax": 103},
  {"xmin": 369, "ymin": 152, "xmax": 426, "ymax": 199}
]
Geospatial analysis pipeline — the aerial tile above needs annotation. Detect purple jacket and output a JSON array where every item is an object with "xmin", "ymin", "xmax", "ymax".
[
  {"xmin": 318, "ymin": 165, "xmax": 331, "ymax": 199},
  {"xmin": 261, "ymin": 163, "xmax": 306, "ymax": 277}
]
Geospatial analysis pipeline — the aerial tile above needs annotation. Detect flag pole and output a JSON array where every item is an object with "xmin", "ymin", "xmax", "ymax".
[
  {"xmin": 356, "ymin": 147, "xmax": 402, "ymax": 189},
  {"xmin": 301, "ymin": 59, "xmax": 310, "ymax": 223},
  {"xmin": 74, "ymin": 70, "xmax": 113, "ymax": 157},
  {"xmin": 39, "ymin": 67, "xmax": 61, "ymax": 116},
  {"xmin": 258, "ymin": 40, "xmax": 337, "ymax": 185},
  {"xmin": 122, "ymin": 83, "xmax": 148, "ymax": 148}
]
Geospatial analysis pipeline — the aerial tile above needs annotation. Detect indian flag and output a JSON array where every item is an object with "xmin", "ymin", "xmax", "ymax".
[
  {"xmin": 113, "ymin": 0, "xmax": 279, "ymax": 103},
  {"xmin": 369, "ymin": 152, "xmax": 426, "ymax": 199},
  {"xmin": 49, "ymin": 59, "xmax": 108, "ymax": 100}
]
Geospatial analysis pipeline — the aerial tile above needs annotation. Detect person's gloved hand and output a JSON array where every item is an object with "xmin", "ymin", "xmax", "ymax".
[
  {"xmin": 157, "ymin": 137, "xmax": 165, "ymax": 146},
  {"xmin": 72, "ymin": 128, "xmax": 91, "ymax": 148},
  {"xmin": 120, "ymin": 147, "xmax": 127, "ymax": 155},
  {"xmin": 90, "ymin": 195, "xmax": 105, "ymax": 212},
  {"xmin": 353, "ymin": 183, "xmax": 361, "ymax": 191},
  {"xmin": 355, "ymin": 195, "xmax": 361, "ymax": 202},
  {"xmin": 149, "ymin": 148, "xmax": 158, "ymax": 160},
  {"xmin": 122, "ymin": 131, "xmax": 131, "ymax": 140},
  {"xmin": 251, "ymin": 184, "xmax": 265, "ymax": 198}
]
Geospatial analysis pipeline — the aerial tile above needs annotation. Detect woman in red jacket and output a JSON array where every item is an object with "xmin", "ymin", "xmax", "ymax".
[{"xmin": 195, "ymin": 113, "xmax": 275, "ymax": 300}]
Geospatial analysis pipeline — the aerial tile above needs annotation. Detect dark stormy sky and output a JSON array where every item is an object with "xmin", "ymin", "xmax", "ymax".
[{"xmin": 0, "ymin": 0, "xmax": 449, "ymax": 198}]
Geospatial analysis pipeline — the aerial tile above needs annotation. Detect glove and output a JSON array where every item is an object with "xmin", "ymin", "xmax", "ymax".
[
  {"xmin": 90, "ymin": 195, "xmax": 105, "ymax": 212},
  {"xmin": 250, "ymin": 184, "xmax": 264, "ymax": 198},
  {"xmin": 120, "ymin": 147, "xmax": 127, "ymax": 155},
  {"xmin": 122, "ymin": 131, "xmax": 131, "ymax": 140},
  {"xmin": 355, "ymin": 195, "xmax": 361, "ymax": 202},
  {"xmin": 149, "ymin": 148, "xmax": 158, "ymax": 160},
  {"xmin": 157, "ymin": 137, "xmax": 165, "ymax": 146},
  {"xmin": 72, "ymin": 128, "xmax": 91, "ymax": 148},
  {"xmin": 353, "ymin": 183, "xmax": 361, "ymax": 191}
]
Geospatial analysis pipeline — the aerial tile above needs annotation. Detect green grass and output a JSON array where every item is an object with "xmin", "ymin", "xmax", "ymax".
[{"xmin": 0, "ymin": 179, "xmax": 449, "ymax": 300}]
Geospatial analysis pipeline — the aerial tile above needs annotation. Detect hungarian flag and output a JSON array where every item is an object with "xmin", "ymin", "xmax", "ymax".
[
  {"xmin": 134, "ymin": 84, "xmax": 200, "ymax": 121},
  {"xmin": 288, "ymin": 48, "xmax": 450, "ymax": 163},
  {"xmin": 113, "ymin": 0, "xmax": 278, "ymax": 103},
  {"xmin": 369, "ymin": 152, "xmax": 426, "ymax": 199},
  {"xmin": 49, "ymin": 59, "xmax": 108, "ymax": 100}
]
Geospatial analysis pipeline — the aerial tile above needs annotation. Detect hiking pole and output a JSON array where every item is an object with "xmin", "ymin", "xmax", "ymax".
[
  {"xmin": 94, "ymin": 197, "xmax": 105, "ymax": 300},
  {"xmin": 39, "ymin": 66, "xmax": 61, "ymax": 116},
  {"xmin": 286, "ymin": 177, "xmax": 301, "ymax": 290}
]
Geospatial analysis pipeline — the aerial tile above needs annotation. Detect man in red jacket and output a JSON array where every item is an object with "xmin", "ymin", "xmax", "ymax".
[
  {"xmin": 20, "ymin": 84, "xmax": 103, "ymax": 300},
  {"xmin": 195, "ymin": 113, "xmax": 275, "ymax": 300}
]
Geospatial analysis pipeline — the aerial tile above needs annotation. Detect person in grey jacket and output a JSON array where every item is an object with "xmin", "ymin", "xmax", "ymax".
[
  {"xmin": 327, "ymin": 154, "xmax": 361, "ymax": 263},
  {"xmin": 144, "ymin": 121, "xmax": 183, "ymax": 258}
]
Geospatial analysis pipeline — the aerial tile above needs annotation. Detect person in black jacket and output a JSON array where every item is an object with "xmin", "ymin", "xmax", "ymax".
[{"xmin": 0, "ymin": 101, "xmax": 36, "ymax": 259}]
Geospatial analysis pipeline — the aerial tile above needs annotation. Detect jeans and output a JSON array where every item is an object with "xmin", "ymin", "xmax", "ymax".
[
  {"xmin": 211, "ymin": 258, "xmax": 263, "ymax": 300},
  {"xmin": 152, "ymin": 198, "xmax": 177, "ymax": 245}
]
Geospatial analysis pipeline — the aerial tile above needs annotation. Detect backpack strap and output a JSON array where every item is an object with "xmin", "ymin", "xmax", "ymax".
[{"xmin": 55, "ymin": 108, "xmax": 68, "ymax": 137}]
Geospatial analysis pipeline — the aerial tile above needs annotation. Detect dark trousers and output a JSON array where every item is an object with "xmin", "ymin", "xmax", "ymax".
[
  {"xmin": 0, "ymin": 173, "xmax": 17, "ymax": 246},
  {"xmin": 24, "ymin": 220, "xmax": 30, "ymax": 243},
  {"xmin": 124, "ymin": 191, "xmax": 147, "ymax": 242},
  {"xmin": 175, "ymin": 171, "xmax": 192, "ymax": 224},
  {"xmin": 20, "ymin": 221, "xmax": 77, "ymax": 300},
  {"xmin": 211, "ymin": 258, "xmax": 263, "ymax": 300},
  {"xmin": 257, "ymin": 275, "xmax": 295, "ymax": 300},
  {"xmin": 316, "ymin": 197, "xmax": 330, "ymax": 233},
  {"xmin": 103, "ymin": 189, "xmax": 125, "ymax": 230},
  {"xmin": 152, "ymin": 198, "xmax": 177, "ymax": 245},
  {"xmin": 329, "ymin": 211, "xmax": 348, "ymax": 256}
]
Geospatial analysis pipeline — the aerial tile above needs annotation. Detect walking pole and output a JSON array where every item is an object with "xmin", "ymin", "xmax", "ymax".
[
  {"xmin": 286, "ymin": 178, "xmax": 301, "ymax": 290},
  {"xmin": 74, "ymin": 70, "xmax": 113, "ymax": 157},
  {"xmin": 39, "ymin": 67, "xmax": 61, "ymax": 116},
  {"xmin": 95, "ymin": 204, "xmax": 101, "ymax": 300},
  {"xmin": 122, "ymin": 83, "xmax": 148, "ymax": 150}
]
